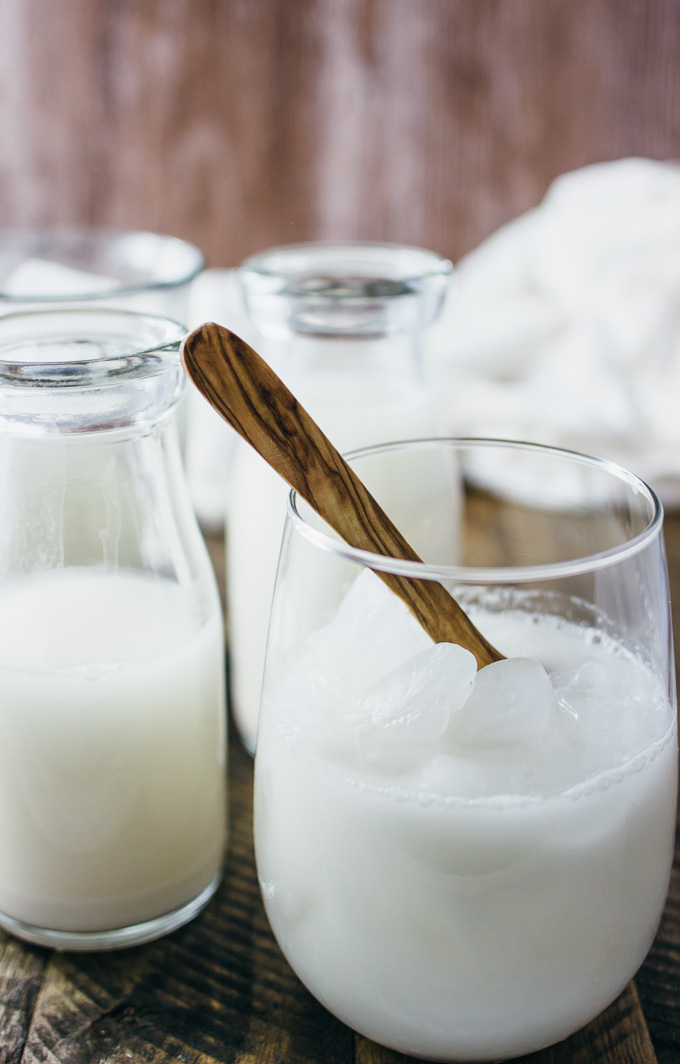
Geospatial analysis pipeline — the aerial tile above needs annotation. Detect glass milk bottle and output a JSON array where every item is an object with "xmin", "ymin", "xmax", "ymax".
[
  {"xmin": 0, "ymin": 309, "xmax": 227, "ymax": 951},
  {"xmin": 227, "ymin": 242, "xmax": 453, "ymax": 753}
]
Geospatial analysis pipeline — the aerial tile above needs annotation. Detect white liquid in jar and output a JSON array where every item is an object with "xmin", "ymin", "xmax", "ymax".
[
  {"xmin": 254, "ymin": 575, "xmax": 677, "ymax": 1062},
  {"xmin": 0, "ymin": 568, "xmax": 227, "ymax": 934}
]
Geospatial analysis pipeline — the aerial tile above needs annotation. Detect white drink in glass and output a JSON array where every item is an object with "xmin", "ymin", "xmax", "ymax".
[
  {"xmin": 256, "ymin": 577, "xmax": 676, "ymax": 1061},
  {"xmin": 0, "ymin": 568, "xmax": 227, "ymax": 935},
  {"xmin": 253, "ymin": 438, "xmax": 677, "ymax": 1061}
]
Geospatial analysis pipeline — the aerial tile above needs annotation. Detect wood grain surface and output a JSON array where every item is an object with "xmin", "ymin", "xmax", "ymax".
[
  {"xmin": 1, "ymin": 516, "xmax": 679, "ymax": 1064},
  {"xmin": 0, "ymin": 0, "xmax": 678, "ymax": 267}
]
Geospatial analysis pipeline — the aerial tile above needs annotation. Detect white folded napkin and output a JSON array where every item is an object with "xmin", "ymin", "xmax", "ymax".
[{"xmin": 428, "ymin": 157, "xmax": 680, "ymax": 506}]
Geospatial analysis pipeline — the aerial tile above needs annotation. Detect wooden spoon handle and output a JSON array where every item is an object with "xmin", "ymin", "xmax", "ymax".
[{"xmin": 182, "ymin": 322, "xmax": 503, "ymax": 668}]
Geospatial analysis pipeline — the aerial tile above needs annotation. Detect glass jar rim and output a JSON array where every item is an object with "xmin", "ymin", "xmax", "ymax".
[
  {"xmin": 0, "ymin": 226, "xmax": 204, "ymax": 302},
  {"xmin": 239, "ymin": 241, "xmax": 453, "ymax": 340},
  {"xmin": 240, "ymin": 240, "xmax": 453, "ymax": 286},
  {"xmin": 0, "ymin": 308, "xmax": 186, "ymax": 387},
  {"xmin": 287, "ymin": 437, "xmax": 664, "ymax": 584}
]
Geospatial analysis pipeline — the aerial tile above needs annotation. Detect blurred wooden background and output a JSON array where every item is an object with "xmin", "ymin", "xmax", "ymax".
[{"xmin": 0, "ymin": 0, "xmax": 678, "ymax": 267}]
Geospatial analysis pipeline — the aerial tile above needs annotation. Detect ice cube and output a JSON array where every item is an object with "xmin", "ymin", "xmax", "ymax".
[
  {"xmin": 321, "ymin": 569, "xmax": 433, "ymax": 699},
  {"xmin": 356, "ymin": 642, "xmax": 477, "ymax": 769},
  {"xmin": 553, "ymin": 655, "xmax": 666, "ymax": 761},
  {"xmin": 270, "ymin": 569, "xmax": 437, "ymax": 762},
  {"xmin": 550, "ymin": 660, "xmax": 609, "ymax": 727},
  {"xmin": 454, "ymin": 657, "xmax": 558, "ymax": 746}
]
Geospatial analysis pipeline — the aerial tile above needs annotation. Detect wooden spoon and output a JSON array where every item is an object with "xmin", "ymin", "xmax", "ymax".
[{"xmin": 181, "ymin": 322, "xmax": 503, "ymax": 669}]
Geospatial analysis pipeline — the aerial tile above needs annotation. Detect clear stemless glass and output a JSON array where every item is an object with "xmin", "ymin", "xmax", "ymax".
[
  {"xmin": 254, "ymin": 438, "xmax": 677, "ymax": 1062},
  {"xmin": 0, "ymin": 309, "xmax": 226, "ymax": 951}
]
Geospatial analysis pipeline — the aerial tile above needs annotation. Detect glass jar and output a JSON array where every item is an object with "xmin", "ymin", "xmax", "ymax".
[
  {"xmin": 0, "ymin": 309, "xmax": 227, "ymax": 951},
  {"xmin": 227, "ymin": 242, "xmax": 453, "ymax": 752},
  {"xmin": 255, "ymin": 437, "xmax": 677, "ymax": 1061},
  {"xmin": 0, "ymin": 227, "xmax": 204, "ymax": 320}
]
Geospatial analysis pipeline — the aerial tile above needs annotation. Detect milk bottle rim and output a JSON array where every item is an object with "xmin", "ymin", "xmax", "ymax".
[{"xmin": 0, "ymin": 308, "xmax": 186, "ymax": 433}]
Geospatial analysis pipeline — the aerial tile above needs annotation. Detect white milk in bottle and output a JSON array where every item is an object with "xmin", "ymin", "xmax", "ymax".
[
  {"xmin": 0, "ymin": 570, "xmax": 226, "ymax": 934},
  {"xmin": 227, "ymin": 243, "xmax": 453, "ymax": 752},
  {"xmin": 0, "ymin": 309, "xmax": 227, "ymax": 950}
]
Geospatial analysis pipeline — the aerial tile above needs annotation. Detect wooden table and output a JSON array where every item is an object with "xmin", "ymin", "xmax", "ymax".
[{"xmin": 2, "ymin": 520, "xmax": 679, "ymax": 1064}]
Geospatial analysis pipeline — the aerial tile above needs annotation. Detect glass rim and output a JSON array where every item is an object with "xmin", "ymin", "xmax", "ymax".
[
  {"xmin": 0, "ymin": 308, "xmax": 187, "ymax": 385},
  {"xmin": 239, "ymin": 240, "xmax": 454, "ymax": 284},
  {"xmin": 0, "ymin": 226, "xmax": 205, "ymax": 302},
  {"xmin": 287, "ymin": 437, "xmax": 664, "ymax": 584}
]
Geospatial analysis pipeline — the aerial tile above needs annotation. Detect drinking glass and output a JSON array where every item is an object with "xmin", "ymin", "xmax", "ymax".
[{"xmin": 254, "ymin": 437, "xmax": 677, "ymax": 1062}]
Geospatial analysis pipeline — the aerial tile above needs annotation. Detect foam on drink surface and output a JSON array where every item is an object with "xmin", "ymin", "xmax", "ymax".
[
  {"xmin": 0, "ymin": 568, "xmax": 226, "ymax": 933},
  {"xmin": 255, "ymin": 570, "xmax": 677, "ymax": 1061}
]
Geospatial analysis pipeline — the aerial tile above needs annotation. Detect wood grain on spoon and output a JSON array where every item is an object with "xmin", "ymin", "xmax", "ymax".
[{"xmin": 181, "ymin": 322, "xmax": 503, "ymax": 669}]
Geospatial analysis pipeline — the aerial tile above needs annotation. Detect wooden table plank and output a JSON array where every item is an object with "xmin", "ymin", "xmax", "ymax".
[
  {"xmin": 636, "ymin": 850, "xmax": 680, "ymax": 1061},
  {"xmin": 0, "ymin": 939, "xmax": 48, "ymax": 1064}
]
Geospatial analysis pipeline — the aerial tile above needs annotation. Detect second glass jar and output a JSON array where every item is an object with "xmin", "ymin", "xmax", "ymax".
[{"xmin": 226, "ymin": 242, "xmax": 453, "ymax": 752}]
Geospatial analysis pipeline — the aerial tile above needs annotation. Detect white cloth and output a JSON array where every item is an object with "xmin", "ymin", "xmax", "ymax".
[{"xmin": 428, "ymin": 157, "xmax": 680, "ymax": 505}]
